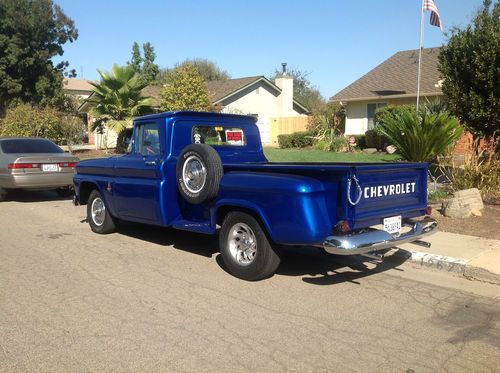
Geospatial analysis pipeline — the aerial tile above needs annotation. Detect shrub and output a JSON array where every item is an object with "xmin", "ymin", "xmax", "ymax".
[
  {"xmin": 377, "ymin": 109, "xmax": 463, "ymax": 162},
  {"xmin": 330, "ymin": 136, "xmax": 348, "ymax": 152},
  {"xmin": 353, "ymin": 135, "xmax": 367, "ymax": 149},
  {"xmin": 313, "ymin": 136, "xmax": 348, "ymax": 152},
  {"xmin": 277, "ymin": 131, "xmax": 314, "ymax": 149},
  {"xmin": 364, "ymin": 129, "xmax": 390, "ymax": 150},
  {"xmin": 445, "ymin": 137, "xmax": 500, "ymax": 201},
  {"xmin": 0, "ymin": 103, "xmax": 64, "ymax": 143}
]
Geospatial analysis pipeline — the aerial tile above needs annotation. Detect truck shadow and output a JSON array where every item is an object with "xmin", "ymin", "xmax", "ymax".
[
  {"xmin": 116, "ymin": 224, "xmax": 219, "ymax": 258},
  {"xmin": 277, "ymin": 246, "xmax": 410, "ymax": 285},
  {"xmin": 115, "ymin": 224, "xmax": 411, "ymax": 284}
]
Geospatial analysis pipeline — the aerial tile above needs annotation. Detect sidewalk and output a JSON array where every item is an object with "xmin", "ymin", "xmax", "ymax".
[{"xmin": 398, "ymin": 231, "xmax": 500, "ymax": 285}]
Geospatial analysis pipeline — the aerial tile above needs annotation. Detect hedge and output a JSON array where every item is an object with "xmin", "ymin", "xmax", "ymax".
[{"xmin": 277, "ymin": 131, "xmax": 314, "ymax": 148}]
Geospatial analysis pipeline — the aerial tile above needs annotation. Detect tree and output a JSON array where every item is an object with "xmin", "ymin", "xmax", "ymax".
[
  {"xmin": 0, "ymin": 0, "xmax": 78, "ymax": 116},
  {"xmin": 438, "ymin": 0, "xmax": 500, "ymax": 138},
  {"xmin": 158, "ymin": 58, "xmax": 230, "ymax": 85},
  {"xmin": 271, "ymin": 68, "xmax": 325, "ymax": 113},
  {"xmin": 142, "ymin": 42, "xmax": 160, "ymax": 84},
  {"xmin": 127, "ymin": 42, "xmax": 159, "ymax": 85},
  {"xmin": 160, "ymin": 64, "xmax": 213, "ymax": 112},
  {"xmin": 129, "ymin": 42, "xmax": 142, "ymax": 74},
  {"xmin": 88, "ymin": 64, "xmax": 154, "ymax": 144}
]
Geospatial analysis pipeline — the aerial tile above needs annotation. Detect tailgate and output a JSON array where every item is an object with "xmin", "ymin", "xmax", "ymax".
[{"xmin": 347, "ymin": 163, "xmax": 428, "ymax": 229}]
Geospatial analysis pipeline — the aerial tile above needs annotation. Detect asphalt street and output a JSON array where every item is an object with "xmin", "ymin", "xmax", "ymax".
[{"xmin": 0, "ymin": 191, "xmax": 499, "ymax": 372}]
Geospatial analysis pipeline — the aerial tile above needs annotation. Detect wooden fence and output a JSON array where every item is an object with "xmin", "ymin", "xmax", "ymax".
[{"xmin": 268, "ymin": 116, "xmax": 309, "ymax": 147}]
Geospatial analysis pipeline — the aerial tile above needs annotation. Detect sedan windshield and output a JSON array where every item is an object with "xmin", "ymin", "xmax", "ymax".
[{"xmin": 0, "ymin": 139, "xmax": 64, "ymax": 154}]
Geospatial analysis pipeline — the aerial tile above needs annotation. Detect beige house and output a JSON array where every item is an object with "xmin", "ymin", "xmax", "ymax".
[
  {"xmin": 63, "ymin": 78, "xmax": 95, "ymax": 100},
  {"xmin": 76, "ymin": 73, "xmax": 309, "ymax": 149},
  {"xmin": 331, "ymin": 47, "xmax": 443, "ymax": 135}
]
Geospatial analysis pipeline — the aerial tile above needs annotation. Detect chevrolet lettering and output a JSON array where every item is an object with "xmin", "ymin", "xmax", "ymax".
[
  {"xmin": 363, "ymin": 182, "xmax": 417, "ymax": 199},
  {"xmin": 73, "ymin": 111, "xmax": 437, "ymax": 281}
]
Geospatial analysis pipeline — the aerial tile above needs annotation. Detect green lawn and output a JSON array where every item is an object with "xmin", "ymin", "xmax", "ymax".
[
  {"xmin": 263, "ymin": 147, "xmax": 402, "ymax": 163},
  {"xmin": 74, "ymin": 148, "xmax": 402, "ymax": 163}
]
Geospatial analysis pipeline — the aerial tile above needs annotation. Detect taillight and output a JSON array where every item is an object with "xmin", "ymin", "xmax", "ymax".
[
  {"xmin": 334, "ymin": 220, "xmax": 351, "ymax": 234},
  {"xmin": 8, "ymin": 163, "xmax": 40, "ymax": 169},
  {"xmin": 58, "ymin": 162, "xmax": 77, "ymax": 167}
]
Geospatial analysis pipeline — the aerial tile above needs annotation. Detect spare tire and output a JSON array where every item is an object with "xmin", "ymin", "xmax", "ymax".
[{"xmin": 176, "ymin": 144, "xmax": 223, "ymax": 204}]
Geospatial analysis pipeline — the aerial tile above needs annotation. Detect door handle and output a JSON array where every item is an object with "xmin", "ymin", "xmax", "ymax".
[{"xmin": 145, "ymin": 160, "xmax": 157, "ymax": 166}]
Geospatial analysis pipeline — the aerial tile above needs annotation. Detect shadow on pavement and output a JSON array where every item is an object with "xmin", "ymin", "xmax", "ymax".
[
  {"xmin": 280, "ymin": 246, "xmax": 410, "ymax": 285},
  {"xmin": 116, "ymin": 223, "xmax": 219, "ymax": 258},
  {"xmin": 117, "ymin": 223, "xmax": 411, "ymax": 284},
  {"xmin": 2, "ymin": 190, "xmax": 73, "ymax": 203}
]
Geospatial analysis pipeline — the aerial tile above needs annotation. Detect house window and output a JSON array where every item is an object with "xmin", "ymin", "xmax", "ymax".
[{"xmin": 367, "ymin": 103, "xmax": 387, "ymax": 130}]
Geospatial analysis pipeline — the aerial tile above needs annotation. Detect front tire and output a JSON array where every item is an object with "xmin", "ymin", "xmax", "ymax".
[
  {"xmin": 87, "ymin": 189, "xmax": 116, "ymax": 234},
  {"xmin": 219, "ymin": 212, "xmax": 280, "ymax": 281}
]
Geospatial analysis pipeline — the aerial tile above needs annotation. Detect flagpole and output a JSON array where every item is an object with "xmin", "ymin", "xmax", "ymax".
[{"xmin": 416, "ymin": 0, "xmax": 425, "ymax": 111}]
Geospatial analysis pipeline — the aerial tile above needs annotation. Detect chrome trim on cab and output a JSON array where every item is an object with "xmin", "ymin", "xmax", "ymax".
[{"xmin": 323, "ymin": 217, "xmax": 437, "ymax": 255}]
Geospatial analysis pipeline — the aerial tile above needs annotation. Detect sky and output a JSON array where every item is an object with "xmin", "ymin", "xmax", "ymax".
[{"xmin": 53, "ymin": 0, "xmax": 484, "ymax": 100}]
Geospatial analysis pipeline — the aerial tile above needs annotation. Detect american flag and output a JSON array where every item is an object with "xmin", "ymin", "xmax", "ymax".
[{"xmin": 423, "ymin": 0, "xmax": 443, "ymax": 31}]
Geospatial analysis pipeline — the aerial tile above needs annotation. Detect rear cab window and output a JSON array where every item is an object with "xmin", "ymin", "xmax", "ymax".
[{"xmin": 192, "ymin": 126, "xmax": 246, "ymax": 147}]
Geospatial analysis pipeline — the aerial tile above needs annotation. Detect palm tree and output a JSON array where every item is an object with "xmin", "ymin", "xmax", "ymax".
[{"xmin": 88, "ymin": 64, "xmax": 154, "ymax": 149}]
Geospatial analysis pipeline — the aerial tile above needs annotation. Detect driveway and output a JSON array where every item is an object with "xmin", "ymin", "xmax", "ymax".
[{"xmin": 0, "ymin": 192, "xmax": 499, "ymax": 372}]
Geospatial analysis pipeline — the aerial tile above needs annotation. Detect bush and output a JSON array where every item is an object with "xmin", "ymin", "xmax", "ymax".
[
  {"xmin": 314, "ymin": 136, "xmax": 348, "ymax": 152},
  {"xmin": 277, "ymin": 131, "xmax": 314, "ymax": 149},
  {"xmin": 376, "ymin": 108, "xmax": 463, "ymax": 162},
  {"xmin": 364, "ymin": 129, "xmax": 390, "ymax": 151},
  {"xmin": 445, "ymin": 137, "xmax": 500, "ymax": 201},
  {"xmin": 353, "ymin": 135, "xmax": 367, "ymax": 149},
  {"xmin": 0, "ymin": 103, "xmax": 64, "ymax": 143}
]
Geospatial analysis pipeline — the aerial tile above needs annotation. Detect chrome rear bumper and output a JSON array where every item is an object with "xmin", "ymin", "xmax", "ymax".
[{"xmin": 323, "ymin": 217, "xmax": 437, "ymax": 255}]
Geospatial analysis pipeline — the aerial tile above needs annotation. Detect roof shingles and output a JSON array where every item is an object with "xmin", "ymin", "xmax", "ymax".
[{"xmin": 331, "ymin": 47, "xmax": 443, "ymax": 101}]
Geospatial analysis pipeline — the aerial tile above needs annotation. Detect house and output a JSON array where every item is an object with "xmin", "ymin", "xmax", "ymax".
[
  {"xmin": 63, "ymin": 78, "xmax": 95, "ymax": 100},
  {"xmin": 331, "ymin": 47, "xmax": 443, "ymax": 135},
  {"xmin": 75, "ymin": 69, "xmax": 309, "ymax": 148}
]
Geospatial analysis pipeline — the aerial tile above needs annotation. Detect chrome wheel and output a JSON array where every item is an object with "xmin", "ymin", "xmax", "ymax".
[
  {"xmin": 227, "ymin": 223, "xmax": 257, "ymax": 265},
  {"xmin": 91, "ymin": 197, "xmax": 106, "ymax": 226},
  {"xmin": 182, "ymin": 155, "xmax": 207, "ymax": 194}
]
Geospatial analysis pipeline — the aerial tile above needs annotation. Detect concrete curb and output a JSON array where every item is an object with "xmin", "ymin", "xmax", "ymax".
[{"xmin": 405, "ymin": 250, "xmax": 500, "ymax": 285}]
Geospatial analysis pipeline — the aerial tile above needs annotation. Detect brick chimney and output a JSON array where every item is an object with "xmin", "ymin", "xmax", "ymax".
[{"xmin": 275, "ymin": 63, "xmax": 294, "ymax": 116}]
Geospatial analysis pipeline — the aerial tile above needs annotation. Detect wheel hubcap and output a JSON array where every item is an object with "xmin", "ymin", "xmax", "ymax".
[
  {"xmin": 182, "ymin": 155, "xmax": 206, "ymax": 194},
  {"xmin": 91, "ymin": 197, "xmax": 106, "ymax": 226},
  {"xmin": 228, "ymin": 223, "xmax": 257, "ymax": 265}
]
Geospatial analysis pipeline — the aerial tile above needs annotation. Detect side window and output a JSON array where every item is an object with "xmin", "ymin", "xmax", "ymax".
[
  {"xmin": 192, "ymin": 126, "xmax": 246, "ymax": 146},
  {"xmin": 136, "ymin": 123, "xmax": 160, "ymax": 156}
]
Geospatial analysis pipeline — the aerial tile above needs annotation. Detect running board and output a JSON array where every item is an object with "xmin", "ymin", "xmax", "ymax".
[{"xmin": 172, "ymin": 220, "xmax": 216, "ymax": 235}]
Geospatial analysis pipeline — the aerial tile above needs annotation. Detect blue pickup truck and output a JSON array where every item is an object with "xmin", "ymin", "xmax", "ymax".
[{"xmin": 74, "ymin": 111, "xmax": 436, "ymax": 280}]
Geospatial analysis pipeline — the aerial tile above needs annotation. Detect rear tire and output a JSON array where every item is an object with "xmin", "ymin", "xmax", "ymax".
[
  {"xmin": 0, "ymin": 187, "xmax": 6, "ymax": 202},
  {"xmin": 87, "ymin": 189, "xmax": 116, "ymax": 234},
  {"xmin": 219, "ymin": 212, "xmax": 280, "ymax": 281}
]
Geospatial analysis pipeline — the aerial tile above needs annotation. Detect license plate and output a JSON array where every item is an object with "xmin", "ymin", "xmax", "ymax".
[
  {"xmin": 42, "ymin": 164, "xmax": 59, "ymax": 172},
  {"xmin": 384, "ymin": 215, "xmax": 401, "ymax": 234}
]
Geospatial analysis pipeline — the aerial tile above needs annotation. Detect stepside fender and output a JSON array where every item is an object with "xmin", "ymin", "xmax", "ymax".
[
  {"xmin": 73, "ymin": 175, "xmax": 117, "ymax": 218},
  {"xmin": 213, "ymin": 172, "xmax": 333, "ymax": 245}
]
